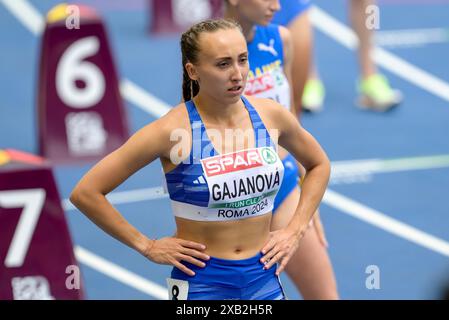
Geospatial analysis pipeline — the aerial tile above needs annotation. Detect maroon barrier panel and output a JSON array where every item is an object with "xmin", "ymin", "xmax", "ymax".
[
  {"xmin": 37, "ymin": 4, "xmax": 128, "ymax": 164},
  {"xmin": 0, "ymin": 150, "xmax": 84, "ymax": 299},
  {"xmin": 150, "ymin": 0, "xmax": 223, "ymax": 33}
]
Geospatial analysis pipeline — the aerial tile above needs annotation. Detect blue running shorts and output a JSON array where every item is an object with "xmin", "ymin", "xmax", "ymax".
[
  {"xmin": 273, "ymin": 153, "xmax": 300, "ymax": 213},
  {"xmin": 168, "ymin": 252, "xmax": 287, "ymax": 300}
]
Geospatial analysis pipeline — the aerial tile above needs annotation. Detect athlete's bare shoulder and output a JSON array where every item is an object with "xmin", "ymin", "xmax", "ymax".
[
  {"xmin": 158, "ymin": 102, "xmax": 191, "ymax": 132},
  {"xmin": 243, "ymin": 95, "xmax": 286, "ymax": 129},
  {"xmin": 126, "ymin": 102, "xmax": 191, "ymax": 161},
  {"xmin": 278, "ymin": 25, "xmax": 292, "ymax": 47}
]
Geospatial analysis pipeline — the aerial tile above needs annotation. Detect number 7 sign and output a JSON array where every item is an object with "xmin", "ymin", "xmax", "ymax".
[
  {"xmin": 0, "ymin": 189, "xmax": 46, "ymax": 268},
  {"xmin": 0, "ymin": 163, "xmax": 84, "ymax": 300}
]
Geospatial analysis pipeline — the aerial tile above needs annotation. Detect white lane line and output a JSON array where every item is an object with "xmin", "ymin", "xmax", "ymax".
[
  {"xmin": 120, "ymin": 79, "xmax": 170, "ymax": 118},
  {"xmin": 0, "ymin": 0, "xmax": 44, "ymax": 35},
  {"xmin": 332, "ymin": 154, "xmax": 449, "ymax": 173},
  {"xmin": 62, "ymin": 186, "xmax": 167, "ymax": 211},
  {"xmin": 323, "ymin": 189, "xmax": 449, "ymax": 257},
  {"xmin": 74, "ymin": 246, "xmax": 168, "ymax": 300},
  {"xmin": 331, "ymin": 154, "xmax": 449, "ymax": 184},
  {"xmin": 310, "ymin": 5, "xmax": 449, "ymax": 103},
  {"xmin": 375, "ymin": 28, "xmax": 449, "ymax": 48},
  {"xmin": 63, "ymin": 154, "xmax": 449, "ymax": 211},
  {"xmin": 68, "ymin": 186, "xmax": 449, "ymax": 258}
]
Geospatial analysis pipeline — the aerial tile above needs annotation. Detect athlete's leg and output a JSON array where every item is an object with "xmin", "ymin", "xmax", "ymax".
[
  {"xmin": 271, "ymin": 187, "xmax": 339, "ymax": 299},
  {"xmin": 286, "ymin": 9, "xmax": 313, "ymax": 115},
  {"xmin": 349, "ymin": 0, "xmax": 377, "ymax": 79},
  {"xmin": 349, "ymin": 0, "xmax": 402, "ymax": 110}
]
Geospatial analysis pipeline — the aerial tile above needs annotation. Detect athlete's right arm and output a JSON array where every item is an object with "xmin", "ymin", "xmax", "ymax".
[{"xmin": 70, "ymin": 106, "xmax": 209, "ymax": 276}]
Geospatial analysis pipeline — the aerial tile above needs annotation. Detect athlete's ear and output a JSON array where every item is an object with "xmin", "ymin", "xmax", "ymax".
[{"xmin": 185, "ymin": 62, "xmax": 199, "ymax": 81}]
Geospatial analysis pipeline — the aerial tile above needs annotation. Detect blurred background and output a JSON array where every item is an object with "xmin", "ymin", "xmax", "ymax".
[{"xmin": 0, "ymin": 0, "xmax": 448, "ymax": 299}]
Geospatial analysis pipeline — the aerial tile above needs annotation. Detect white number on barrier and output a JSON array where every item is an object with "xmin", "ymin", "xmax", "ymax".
[
  {"xmin": 172, "ymin": 0, "xmax": 212, "ymax": 26},
  {"xmin": 0, "ymin": 189, "xmax": 46, "ymax": 268},
  {"xmin": 56, "ymin": 36, "xmax": 105, "ymax": 109}
]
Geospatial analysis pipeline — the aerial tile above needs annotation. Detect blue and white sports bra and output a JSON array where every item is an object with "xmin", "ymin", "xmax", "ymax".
[{"xmin": 164, "ymin": 96, "xmax": 284, "ymax": 222}]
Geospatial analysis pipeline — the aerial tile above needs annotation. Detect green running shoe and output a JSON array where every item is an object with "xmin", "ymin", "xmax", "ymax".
[
  {"xmin": 357, "ymin": 74, "xmax": 403, "ymax": 111},
  {"xmin": 302, "ymin": 78, "xmax": 325, "ymax": 112}
]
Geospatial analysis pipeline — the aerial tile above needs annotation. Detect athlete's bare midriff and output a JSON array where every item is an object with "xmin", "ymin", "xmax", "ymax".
[{"xmin": 175, "ymin": 214, "xmax": 272, "ymax": 260}]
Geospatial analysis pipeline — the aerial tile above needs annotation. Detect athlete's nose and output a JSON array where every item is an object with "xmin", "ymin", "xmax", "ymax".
[
  {"xmin": 230, "ymin": 63, "xmax": 243, "ymax": 82},
  {"xmin": 270, "ymin": 0, "xmax": 281, "ymax": 13}
]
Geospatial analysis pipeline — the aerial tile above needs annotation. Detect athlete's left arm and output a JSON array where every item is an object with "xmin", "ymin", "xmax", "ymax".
[
  {"xmin": 280, "ymin": 103, "xmax": 329, "ymax": 233},
  {"xmin": 279, "ymin": 26, "xmax": 298, "ymax": 116},
  {"xmin": 261, "ymin": 101, "xmax": 331, "ymax": 274}
]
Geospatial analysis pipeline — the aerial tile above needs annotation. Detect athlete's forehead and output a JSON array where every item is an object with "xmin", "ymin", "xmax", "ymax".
[{"xmin": 197, "ymin": 29, "xmax": 247, "ymax": 60}]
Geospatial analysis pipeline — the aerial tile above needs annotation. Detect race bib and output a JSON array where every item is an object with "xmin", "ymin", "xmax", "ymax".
[
  {"xmin": 245, "ymin": 62, "xmax": 291, "ymax": 109},
  {"xmin": 200, "ymin": 147, "xmax": 284, "ymax": 220},
  {"xmin": 166, "ymin": 278, "xmax": 189, "ymax": 300}
]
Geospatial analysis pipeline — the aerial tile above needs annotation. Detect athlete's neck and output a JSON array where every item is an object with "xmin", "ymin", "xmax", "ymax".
[
  {"xmin": 193, "ymin": 93, "xmax": 243, "ymax": 125},
  {"xmin": 224, "ymin": 10, "xmax": 255, "ymax": 42}
]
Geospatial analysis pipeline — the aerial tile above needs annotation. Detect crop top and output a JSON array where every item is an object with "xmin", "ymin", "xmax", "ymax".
[{"xmin": 164, "ymin": 96, "xmax": 284, "ymax": 221}]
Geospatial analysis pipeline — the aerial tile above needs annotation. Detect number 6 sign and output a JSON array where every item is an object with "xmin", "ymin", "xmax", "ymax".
[
  {"xmin": 37, "ymin": 4, "xmax": 128, "ymax": 164},
  {"xmin": 0, "ymin": 151, "xmax": 84, "ymax": 300}
]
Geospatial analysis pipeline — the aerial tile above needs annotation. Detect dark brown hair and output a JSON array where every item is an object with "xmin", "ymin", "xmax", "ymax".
[{"xmin": 180, "ymin": 19, "xmax": 242, "ymax": 101}]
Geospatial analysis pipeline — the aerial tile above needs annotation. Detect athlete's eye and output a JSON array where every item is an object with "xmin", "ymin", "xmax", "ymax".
[
  {"xmin": 217, "ymin": 61, "xmax": 229, "ymax": 68},
  {"xmin": 239, "ymin": 57, "xmax": 248, "ymax": 64}
]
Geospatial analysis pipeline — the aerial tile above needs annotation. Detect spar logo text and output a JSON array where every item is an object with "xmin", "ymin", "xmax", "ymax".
[{"xmin": 202, "ymin": 149, "xmax": 268, "ymax": 177}]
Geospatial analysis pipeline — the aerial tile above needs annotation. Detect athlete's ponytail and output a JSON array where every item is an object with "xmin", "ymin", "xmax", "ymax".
[{"xmin": 180, "ymin": 19, "xmax": 242, "ymax": 101}]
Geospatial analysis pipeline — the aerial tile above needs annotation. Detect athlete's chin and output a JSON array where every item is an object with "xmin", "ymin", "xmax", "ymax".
[
  {"xmin": 260, "ymin": 16, "xmax": 273, "ymax": 25},
  {"xmin": 225, "ymin": 94, "xmax": 243, "ymax": 104}
]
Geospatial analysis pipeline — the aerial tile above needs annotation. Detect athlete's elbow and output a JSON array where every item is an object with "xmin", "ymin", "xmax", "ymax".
[
  {"xmin": 325, "ymin": 157, "xmax": 331, "ymax": 178},
  {"xmin": 70, "ymin": 184, "xmax": 96, "ymax": 210},
  {"xmin": 320, "ymin": 155, "xmax": 331, "ymax": 184},
  {"xmin": 309, "ymin": 154, "xmax": 331, "ymax": 182},
  {"xmin": 69, "ymin": 186, "xmax": 83, "ymax": 209}
]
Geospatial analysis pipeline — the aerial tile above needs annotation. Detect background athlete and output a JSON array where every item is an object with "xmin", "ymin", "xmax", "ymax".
[{"xmin": 272, "ymin": 0, "xmax": 402, "ymax": 113}]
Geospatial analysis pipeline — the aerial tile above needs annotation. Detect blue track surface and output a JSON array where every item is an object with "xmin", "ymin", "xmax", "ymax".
[{"xmin": 1, "ymin": 0, "xmax": 448, "ymax": 299}]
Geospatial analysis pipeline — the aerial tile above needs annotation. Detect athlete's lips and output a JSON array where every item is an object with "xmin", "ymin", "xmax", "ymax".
[{"xmin": 227, "ymin": 85, "xmax": 243, "ymax": 94}]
